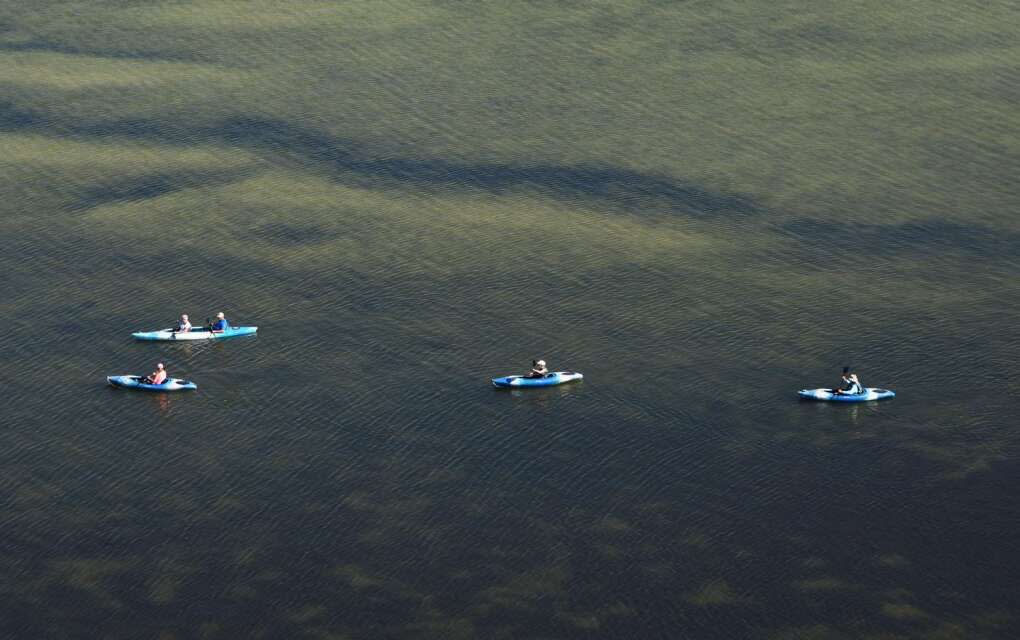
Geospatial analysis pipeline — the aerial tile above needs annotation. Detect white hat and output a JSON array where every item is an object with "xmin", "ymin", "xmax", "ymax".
[
  {"xmin": 216, "ymin": 312, "xmax": 225, "ymax": 319},
  {"xmin": 536, "ymin": 360, "xmax": 546, "ymax": 367},
  {"xmin": 156, "ymin": 363, "xmax": 164, "ymax": 369}
]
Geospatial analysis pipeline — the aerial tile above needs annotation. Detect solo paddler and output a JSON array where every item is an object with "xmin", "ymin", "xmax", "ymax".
[
  {"xmin": 142, "ymin": 363, "xmax": 167, "ymax": 385},
  {"xmin": 526, "ymin": 359, "xmax": 549, "ymax": 378},
  {"xmin": 834, "ymin": 366, "xmax": 863, "ymax": 395}
]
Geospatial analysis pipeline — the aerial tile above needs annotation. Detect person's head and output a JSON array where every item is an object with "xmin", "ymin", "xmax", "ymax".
[
  {"xmin": 156, "ymin": 363, "xmax": 164, "ymax": 370},
  {"xmin": 536, "ymin": 360, "xmax": 546, "ymax": 368},
  {"xmin": 216, "ymin": 312, "xmax": 225, "ymax": 319},
  {"xmin": 181, "ymin": 314, "xmax": 189, "ymax": 321}
]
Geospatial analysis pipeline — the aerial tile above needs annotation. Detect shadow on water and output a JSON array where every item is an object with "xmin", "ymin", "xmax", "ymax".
[
  {"xmin": 777, "ymin": 217, "xmax": 1020, "ymax": 264},
  {"xmin": 0, "ymin": 37, "xmax": 214, "ymax": 63},
  {"xmin": 0, "ymin": 101, "xmax": 762, "ymax": 219},
  {"xmin": 0, "ymin": 100, "xmax": 41, "ymax": 130},
  {"xmin": 67, "ymin": 168, "xmax": 255, "ymax": 213},
  {"xmin": 216, "ymin": 117, "xmax": 763, "ymax": 219},
  {"xmin": 241, "ymin": 222, "xmax": 341, "ymax": 247}
]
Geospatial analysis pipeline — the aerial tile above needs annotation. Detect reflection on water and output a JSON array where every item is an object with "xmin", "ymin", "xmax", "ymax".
[
  {"xmin": 798, "ymin": 397, "xmax": 865, "ymax": 425},
  {"xmin": 506, "ymin": 384, "xmax": 583, "ymax": 402},
  {"xmin": 148, "ymin": 392, "xmax": 172, "ymax": 414}
]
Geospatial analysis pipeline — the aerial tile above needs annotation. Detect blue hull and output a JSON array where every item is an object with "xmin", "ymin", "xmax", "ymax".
[
  {"xmin": 798, "ymin": 387, "xmax": 895, "ymax": 402},
  {"xmin": 492, "ymin": 371, "xmax": 583, "ymax": 388},
  {"xmin": 132, "ymin": 326, "xmax": 258, "ymax": 341},
  {"xmin": 108, "ymin": 375, "xmax": 197, "ymax": 391}
]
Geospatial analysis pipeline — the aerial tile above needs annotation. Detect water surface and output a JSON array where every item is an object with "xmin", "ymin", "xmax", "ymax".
[{"xmin": 1, "ymin": 1, "xmax": 1018, "ymax": 638}]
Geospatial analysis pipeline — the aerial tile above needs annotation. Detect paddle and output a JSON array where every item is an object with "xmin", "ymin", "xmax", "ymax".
[{"xmin": 831, "ymin": 366, "xmax": 852, "ymax": 394}]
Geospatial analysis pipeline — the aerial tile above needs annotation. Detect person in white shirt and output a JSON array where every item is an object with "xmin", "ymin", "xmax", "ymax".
[
  {"xmin": 176, "ymin": 314, "xmax": 192, "ymax": 333},
  {"xmin": 527, "ymin": 359, "xmax": 549, "ymax": 378}
]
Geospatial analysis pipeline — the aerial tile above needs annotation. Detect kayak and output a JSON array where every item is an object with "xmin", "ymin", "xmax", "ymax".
[
  {"xmin": 132, "ymin": 326, "xmax": 258, "ymax": 341},
  {"xmin": 492, "ymin": 371, "xmax": 584, "ymax": 388},
  {"xmin": 798, "ymin": 388, "xmax": 895, "ymax": 402},
  {"xmin": 108, "ymin": 375, "xmax": 197, "ymax": 391}
]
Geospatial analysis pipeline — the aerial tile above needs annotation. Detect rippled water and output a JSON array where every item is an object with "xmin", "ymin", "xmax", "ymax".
[{"xmin": 1, "ymin": 1, "xmax": 1019, "ymax": 638}]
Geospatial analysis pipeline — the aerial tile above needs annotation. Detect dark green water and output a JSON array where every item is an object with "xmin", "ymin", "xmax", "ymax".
[{"xmin": 1, "ymin": 1, "xmax": 1019, "ymax": 638}]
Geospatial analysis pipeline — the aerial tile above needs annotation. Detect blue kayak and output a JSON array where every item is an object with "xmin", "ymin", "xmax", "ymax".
[
  {"xmin": 492, "ymin": 371, "xmax": 584, "ymax": 388},
  {"xmin": 108, "ymin": 375, "xmax": 197, "ymax": 391},
  {"xmin": 798, "ymin": 387, "xmax": 895, "ymax": 402},
  {"xmin": 132, "ymin": 326, "xmax": 258, "ymax": 341}
]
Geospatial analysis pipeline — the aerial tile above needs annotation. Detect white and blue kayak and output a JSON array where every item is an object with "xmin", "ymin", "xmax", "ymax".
[
  {"xmin": 132, "ymin": 326, "xmax": 258, "ymax": 341},
  {"xmin": 107, "ymin": 375, "xmax": 198, "ymax": 391},
  {"xmin": 492, "ymin": 371, "xmax": 584, "ymax": 388},
  {"xmin": 798, "ymin": 387, "xmax": 895, "ymax": 402}
]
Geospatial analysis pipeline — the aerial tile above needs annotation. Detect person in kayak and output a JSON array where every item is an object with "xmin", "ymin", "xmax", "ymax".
[
  {"xmin": 208, "ymin": 312, "xmax": 230, "ymax": 333},
  {"xmin": 526, "ymin": 359, "xmax": 549, "ymax": 378},
  {"xmin": 834, "ymin": 366, "xmax": 863, "ymax": 394},
  {"xmin": 175, "ymin": 314, "xmax": 192, "ymax": 333},
  {"xmin": 142, "ymin": 363, "xmax": 168, "ymax": 385}
]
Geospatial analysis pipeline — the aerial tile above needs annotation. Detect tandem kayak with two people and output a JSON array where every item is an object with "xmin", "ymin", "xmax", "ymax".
[
  {"xmin": 133, "ymin": 311, "xmax": 257, "ymax": 341},
  {"xmin": 132, "ymin": 326, "xmax": 258, "ymax": 341}
]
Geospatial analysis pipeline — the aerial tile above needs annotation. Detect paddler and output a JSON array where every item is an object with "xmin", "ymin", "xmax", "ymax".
[
  {"xmin": 175, "ymin": 314, "xmax": 192, "ymax": 333},
  {"xmin": 834, "ymin": 366, "xmax": 863, "ymax": 394},
  {"xmin": 526, "ymin": 359, "xmax": 549, "ymax": 378},
  {"xmin": 208, "ymin": 312, "xmax": 231, "ymax": 333},
  {"xmin": 142, "ymin": 363, "xmax": 168, "ymax": 385}
]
